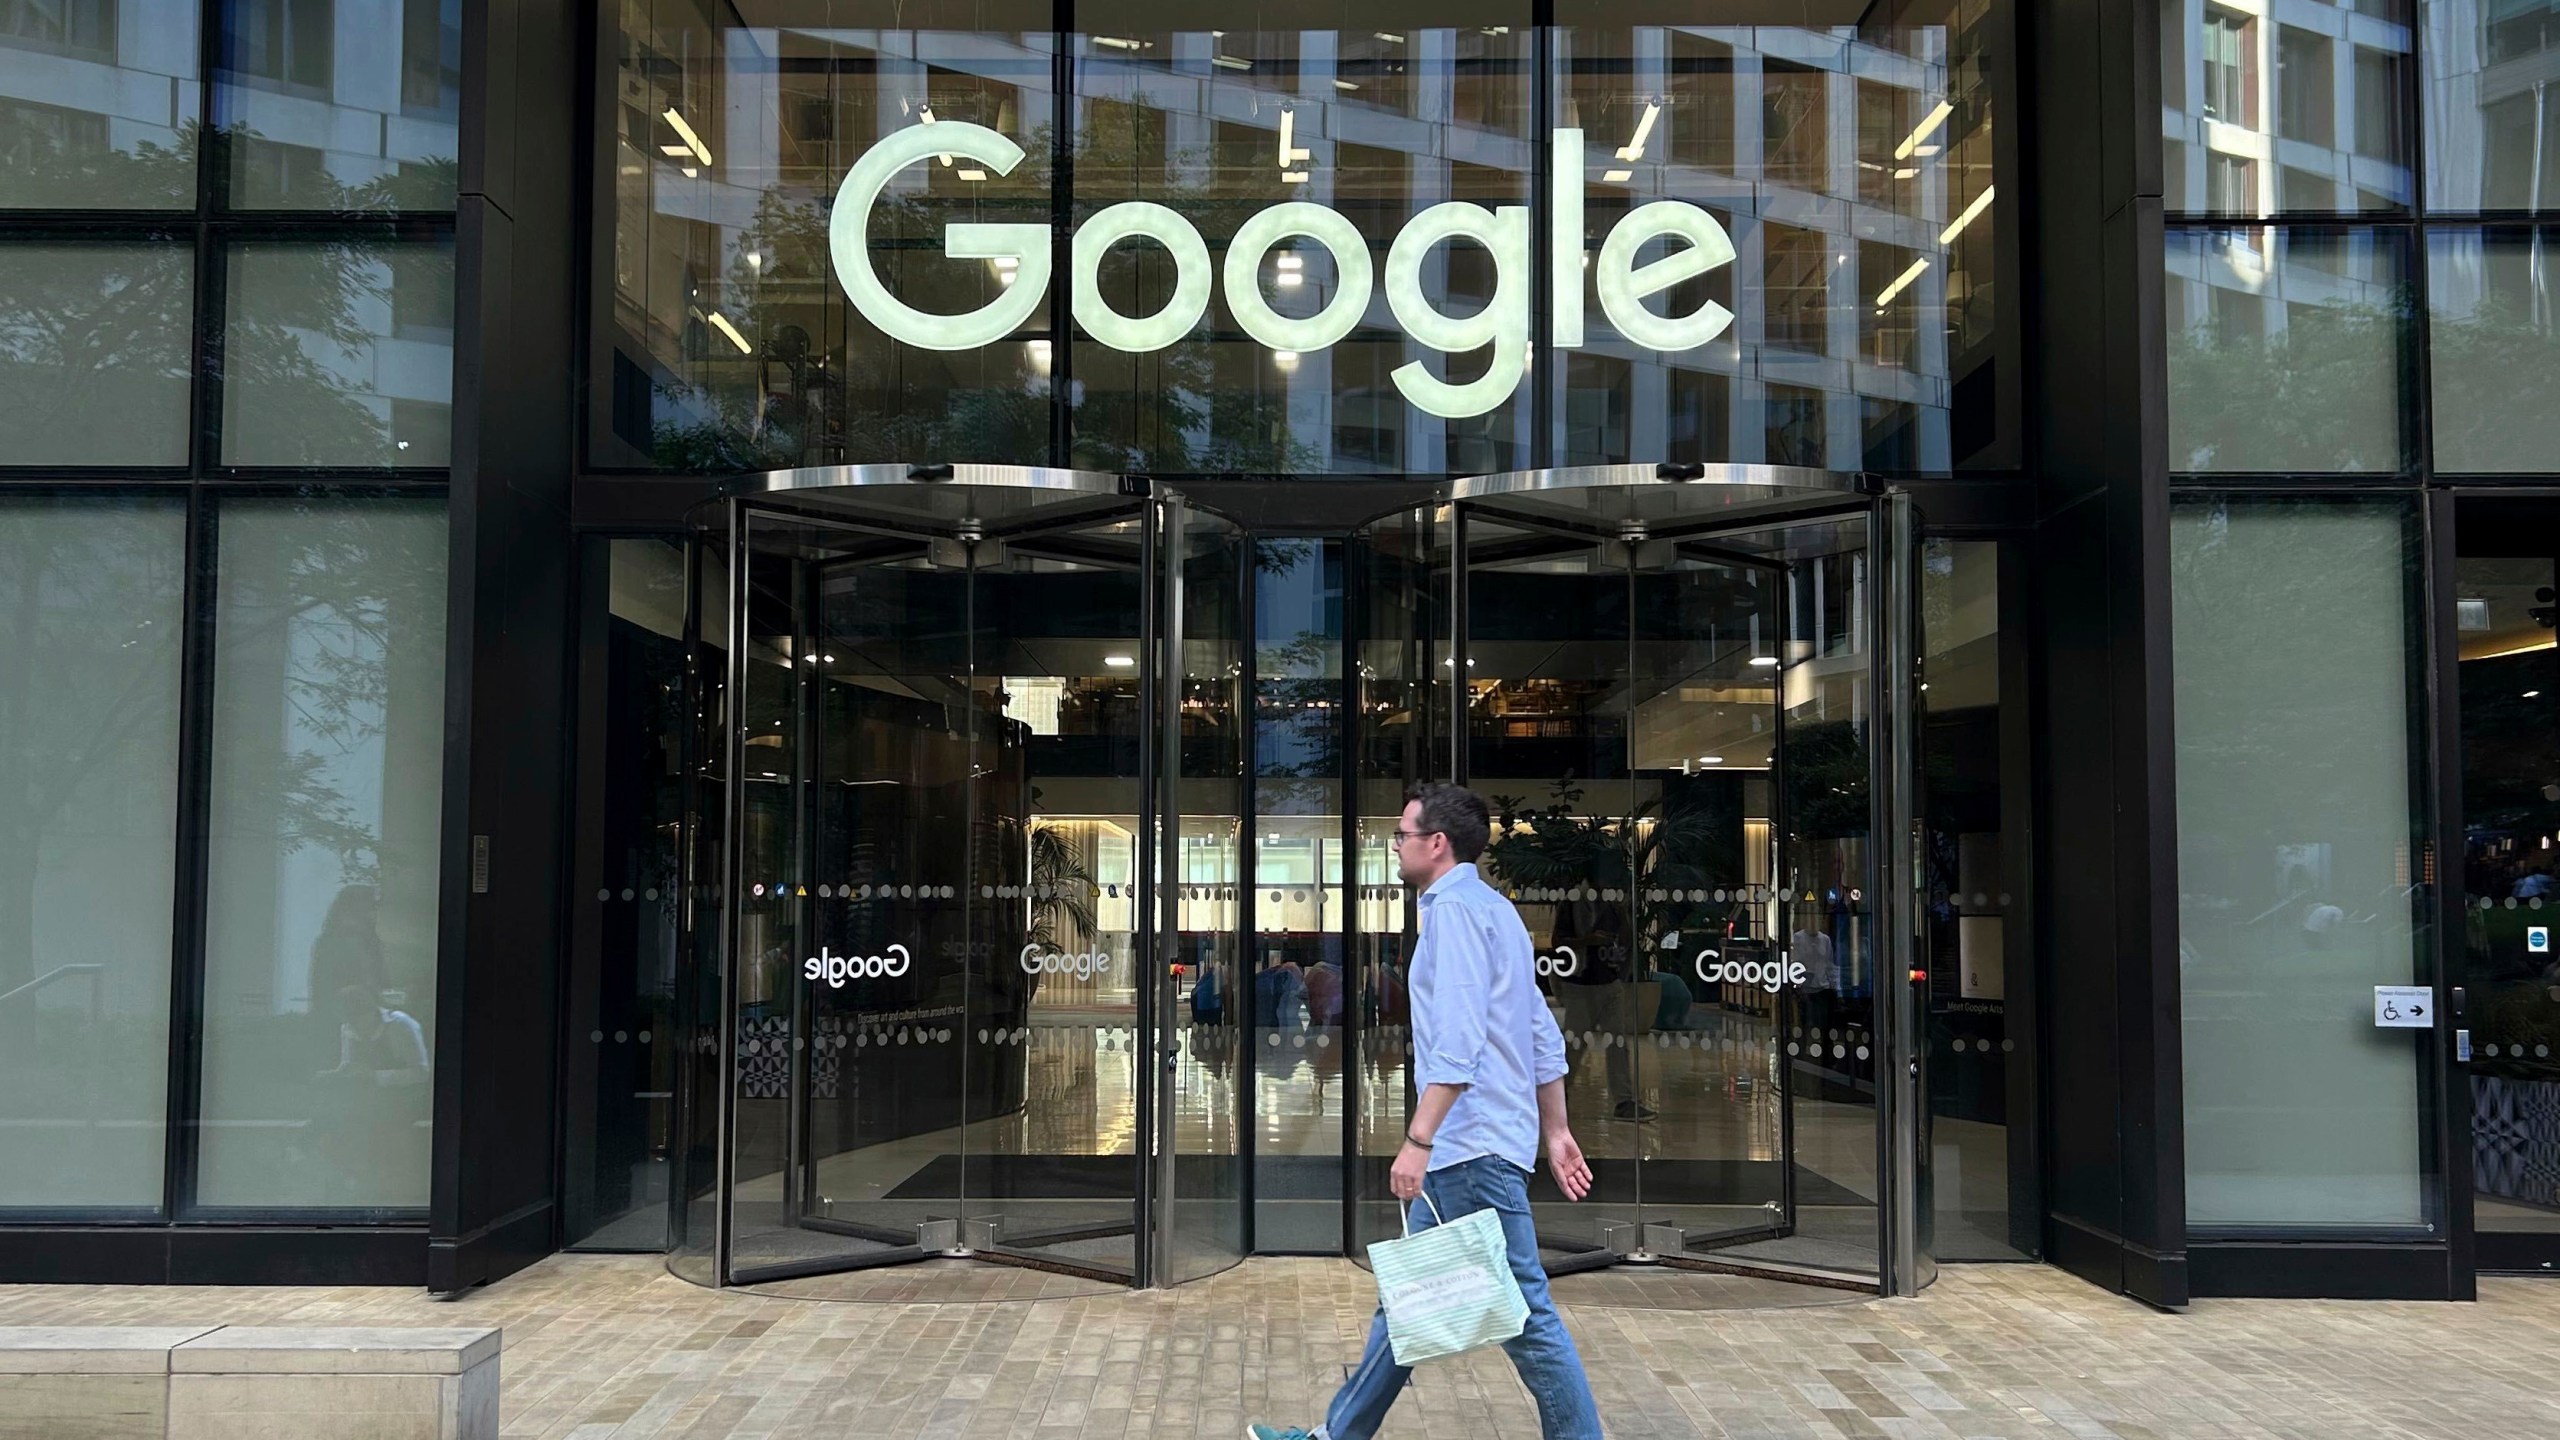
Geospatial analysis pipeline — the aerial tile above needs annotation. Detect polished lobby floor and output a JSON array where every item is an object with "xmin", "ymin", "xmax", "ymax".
[{"xmin": 711, "ymin": 998, "xmax": 2027, "ymax": 1293}]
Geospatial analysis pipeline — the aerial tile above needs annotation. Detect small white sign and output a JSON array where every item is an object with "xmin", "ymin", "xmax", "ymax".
[
  {"xmin": 2531, "ymin": 926, "xmax": 2551, "ymax": 954},
  {"xmin": 2373, "ymin": 985, "xmax": 2435, "ymax": 1029}
]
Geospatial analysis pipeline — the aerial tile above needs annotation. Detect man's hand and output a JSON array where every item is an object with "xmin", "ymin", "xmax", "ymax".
[
  {"xmin": 1391, "ymin": 1140, "xmax": 1430, "ymax": 1201},
  {"xmin": 1545, "ymin": 1128, "xmax": 1592, "ymax": 1201}
]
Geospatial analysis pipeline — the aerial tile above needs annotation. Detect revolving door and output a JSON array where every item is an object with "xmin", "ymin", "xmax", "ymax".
[
  {"xmin": 669, "ymin": 466, "xmax": 1250, "ymax": 1291},
  {"xmin": 1351, "ymin": 466, "xmax": 1932, "ymax": 1295}
]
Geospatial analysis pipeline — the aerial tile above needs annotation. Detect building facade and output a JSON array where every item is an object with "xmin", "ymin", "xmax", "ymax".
[{"xmin": 0, "ymin": 0, "xmax": 2552, "ymax": 1306}]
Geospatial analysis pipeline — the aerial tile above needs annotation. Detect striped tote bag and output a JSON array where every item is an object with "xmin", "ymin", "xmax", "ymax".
[{"xmin": 1365, "ymin": 1193, "xmax": 1529, "ymax": 1365}]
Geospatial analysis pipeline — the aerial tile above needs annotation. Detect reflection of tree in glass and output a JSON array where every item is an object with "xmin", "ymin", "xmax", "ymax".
[
  {"xmin": 647, "ymin": 106, "xmax": 1323, "ymax": 475},
  {"xmin": 2427, "ymin": 275, "xmax": 2560, "ymax": 472},
  {"xmin": 2167, "ymin": 287, "xmax": 2410, "ymax": 472},
  {"xmin": 222, "ymin": 503, "xmax": 447, "ymax": 901},
  {"xmin": 0, "ymin": 110, "xmax": 194, "ymax": 209},
  {"xmin": 1253, "ymin": 539, "xmax": 1338, "ymax": 813},
  {"xmin": 0, "ymin": 238, "xmax": 192, "ymax": 458},
  {"xmin": 224, "ymin": 237, "xmax": 450, "ymax": 466},
  {"xmin": 0, "ymin": 124, "xmax": 439, "ymax": 467},
  {"xmin": 0, "ymin": 507, "xmax": 180, "ymax": 999}
]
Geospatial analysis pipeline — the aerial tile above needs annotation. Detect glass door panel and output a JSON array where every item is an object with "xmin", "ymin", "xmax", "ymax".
[
  {"xmin": 1690, "ymin": 510, "xmax": 1888, "ymax": 1283},
  {"xmin": 703, "ymin": 481, "xmax": 1158, "ymax": 1290},
  {"xmin": 726, "ymin": 506, "xmax": 954, "ymax": 1283},
  {"xmin": 1464, "ymin": 511, "xmax": 1645, "ymax": 1268},
  {"xmin": 2454, "ymin": 519, "xmax": 2560, "ymax": 1273},
  {"xmin": 1349, "ymin": 509, "xmax": 1450, "ymax": 1255},
  {"xmin": 1156, "ymin": 497, "xmax": 1249, "ymax": 1284},
  {"xmin": 1626, "ymin": 543, "xmax": 1792, "ymax": 1254},
  {"xmin": 957, "ymin": 512, "xmax": 1150, "ymax": 1277},
  {"xmin": 1457, "ymin": 486, "xmax": 1909, "ymax": 1291},
  {"xmin": 669, "ymin": 525, "xmax": 730, "ymax": 1287},
  {"xmin": 1344, "ymin": 479, "xmax": 1924, "ymax": 1293},
  {"xmin": 1250, "ymin": 538, "xmax": 1351, "ymax": 1252}
]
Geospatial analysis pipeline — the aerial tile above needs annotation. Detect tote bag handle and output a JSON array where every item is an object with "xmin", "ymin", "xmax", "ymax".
[{"xmin": 1402, "ymin": 1191, "xmax": 1445, "ymax": 1237}]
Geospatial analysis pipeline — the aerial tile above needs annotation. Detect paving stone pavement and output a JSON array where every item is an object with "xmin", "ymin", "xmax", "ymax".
[{"xmin": 3, "ymin": 1254, "xmax": 2555, "ymax": 1439}]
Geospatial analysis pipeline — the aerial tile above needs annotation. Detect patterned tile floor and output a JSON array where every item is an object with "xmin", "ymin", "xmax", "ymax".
[{"xmin": 4, "ymin": 1254, "xmax": 2556, "ymax": 1438}]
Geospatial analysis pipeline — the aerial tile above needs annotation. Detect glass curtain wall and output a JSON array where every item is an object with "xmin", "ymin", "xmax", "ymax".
[
  {"xmin": 0, "ymin": 497, "xmax": 187, "ymax": 1212},
  {"xmin": 593, "ymin": 0, "xmax": 2005, "ymax": 477},
  {"xmin": 2166, "ymin": 0, "xmax": 2560, "ymax": 1255},
  {"xmin": 1553, "ymin": 0, "xmax": 2004, "ymax": 473},
  {"xmin": 0, "ymin": 0, "xmax": 457, "ymax": 1224},
  {"xmin": 197, "ymin": 498, "xmax": 449, "ymax": 1212},
  {"xmin": 2171, "ymin": 497, "xmax": 2438, "ymax": 1232}
]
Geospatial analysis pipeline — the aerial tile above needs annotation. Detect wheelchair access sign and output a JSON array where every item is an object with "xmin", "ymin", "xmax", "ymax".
[{"xmin": 2373, "ymin": 986, "xmax": 2434, "ymax": 1029}]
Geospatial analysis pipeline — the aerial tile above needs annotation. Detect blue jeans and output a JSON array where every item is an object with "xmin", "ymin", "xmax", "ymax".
[{"xmin": 1321, "ymin": 1155, "xmax": 1603, "ymax": 1440}]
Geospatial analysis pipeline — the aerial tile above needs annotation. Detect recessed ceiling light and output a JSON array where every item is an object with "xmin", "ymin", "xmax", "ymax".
[
  {"xmin": 1105, "ymin": 654, "xmax": 1136, "ymax": 667},
  {"xmin": 1749, "ymin": 655, "xmax": 1780, "ymax": 667},
  {"xmin": 1698, "ymin": 755, "xmax": 1724, "ymax": 764}
]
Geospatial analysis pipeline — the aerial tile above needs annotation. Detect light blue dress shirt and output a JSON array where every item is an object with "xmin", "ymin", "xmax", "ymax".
[{"xmin": 1411, "ymin": 862, "xmax": 1569, "ymax": 1172}]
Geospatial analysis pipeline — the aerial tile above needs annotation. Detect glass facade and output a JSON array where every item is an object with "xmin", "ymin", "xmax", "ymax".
[
  {"xmin": 196, "ymin": 496, "xmax": 448, "ymax": 1211},
  {"xmin": 2171, "ymin": 496, "xmax": 2437, "ymax": 1232},
  {"xmin": 2163, "ymin": 226, "xmax": 2412, "ymax": 474},
  {"xmin": 592, "ymin": 0, "xmax": 2007, "ymax": 477},
  {"xmin": 2427, "ymin": 225, "xmax": 2560, "ymax": 472},
  {"xmin": 0, "ymin": 244, "xmax": 195, "ymax": 466},
  {"xmin": 0, "ymin": 0, "xmax": 455, "ymax": 1221},
  {"xmin": 219, "ymin": 240, "xmax": 456, "ymax": 468},
  {"xmin": 2166, "ymin": 0, "xmax": 2560, "ymax": 480},
  {"xmin": 0, "ymin": 495, "xmax": 187, "ymax": 1212},
  {"xmin": 2163, "ymin": 0, "xmax": 2560, "ymax": 1264},
  {"xmin": 13, "ymin": 0, "xmax": 2557, "ymax": 1309}
]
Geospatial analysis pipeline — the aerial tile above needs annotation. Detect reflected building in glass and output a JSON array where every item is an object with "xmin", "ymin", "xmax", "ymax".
[{"xmin": 595, "ymin": 1, "xmax": 2006, "ymax": 477}]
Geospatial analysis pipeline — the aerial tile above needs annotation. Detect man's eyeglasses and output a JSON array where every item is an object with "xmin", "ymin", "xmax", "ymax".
[{"xmin": 1390, "ymin": 828, "xmax": 1440, "ymax": 848}]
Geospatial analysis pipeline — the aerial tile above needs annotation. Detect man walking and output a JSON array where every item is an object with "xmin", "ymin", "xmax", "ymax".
[{"xmin": 1250, "ymin": 784, "xmax": 1604, "ymax": 1440}]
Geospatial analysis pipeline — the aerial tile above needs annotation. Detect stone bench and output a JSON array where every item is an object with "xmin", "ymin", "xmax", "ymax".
[{"xmin": 0, "ymin": 1325, "xmax": 499, "ymax": 1440}]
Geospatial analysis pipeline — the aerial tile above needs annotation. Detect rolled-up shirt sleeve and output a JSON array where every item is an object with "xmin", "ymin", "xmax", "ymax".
[
  {"xmin": 1531, "ymin": 990, "xmax": 1567, "ymax": 1087},
  {"xmin": 1414, "ymin": 910, "xmax": 1492, "ymax": 1087}
]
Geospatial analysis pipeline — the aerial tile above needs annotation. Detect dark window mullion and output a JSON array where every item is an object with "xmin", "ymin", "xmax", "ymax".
[
  {"xmin": 2406, "ymin": 0, "xmax": 2434, "ymax": 486},
  {"xmin": 162, "ymin": 488, "xmax": 221, "ymax": 1220},
  {"xmin": 154, "ymin": 0, "xmax": 229, "ymax": 1225},
  {"xmin": 194, "ymin": 0, "xmax": 226, "ymax": 479}
]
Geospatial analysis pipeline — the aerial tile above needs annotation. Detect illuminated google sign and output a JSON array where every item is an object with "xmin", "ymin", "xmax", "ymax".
[{"xmin": 829, "ymin": 124, "xmax": 1736, "ymax": 420}]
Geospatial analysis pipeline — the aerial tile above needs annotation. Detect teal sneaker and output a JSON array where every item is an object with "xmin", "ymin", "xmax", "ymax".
[{"xmin": 1246, "ymin": 1426, "xmax": 1317, "ymax": 1440}]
